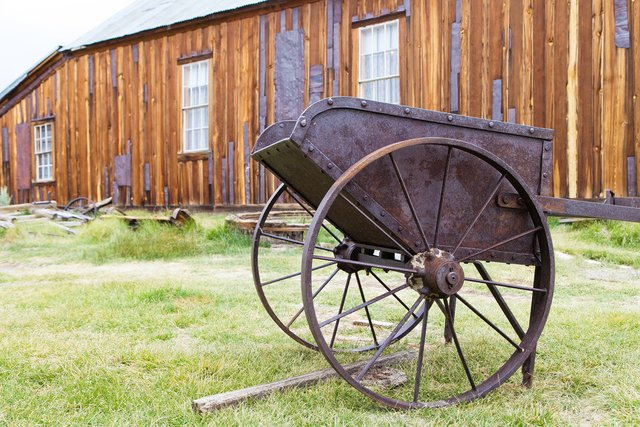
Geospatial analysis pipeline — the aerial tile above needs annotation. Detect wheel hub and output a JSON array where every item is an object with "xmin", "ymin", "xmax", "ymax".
[
  {"xmin": 407, "ymin": 249, "xmax": 464, "ymax": 297},
  {"xmin": 333, "ymin": 238, "xmax": 363, "ymax": 273}
]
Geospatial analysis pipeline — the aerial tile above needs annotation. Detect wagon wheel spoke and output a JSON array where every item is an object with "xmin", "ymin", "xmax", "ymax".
[
  {"xmin": 286, "ymin": 268, "xmax": 340, "ymax": 328},
  {"xmin": 452, "ymin": 174, "xmax": 505, "ymax": 256},
  {"xmin": 434, "ymin": 147, "xmax": 453, "ymax": 248},
  {"xmin": 337, "ymin": 193, "xmax": 414, "ymax": 257},
  {"xmin": 285, "ymin": 187, "xmax": 342, "ymax": 244},
  {"xmin": 413, "ymin": 299, "xmax": 433, "ymax": 402},
  {"xmin": 455, "ymin": 294, "xmax": 523, "ymax": 351},
  {"xmin": 464, "ymin": 277, "xmax": 546, "ymax": 293},
  {"xmin": 369, "ymin": 270, "xmax": 418, "ymax": 319},
  {"xmin": 319, "ymin": 283, "xmax": 411, "ymax": 328},
  {"xmin": 330, "ymin": 274, "xmax": 352, "ymax": 348},
  {"xmin": 355, "ymin": 296, "xmax": 424, "ymax": 381},
  {"xmin": 261, "ymin": 261, "xmax": 336, "ymax": 287},
  {"xmin": 458, "ymin": 227, "xmax": 543, "ymax": 263},
  {"xmin": 436, "ymin": 298, "xmax": 476, "ymax": 390},
  {"xmin": 354, "ymin": 272, "xmax": 379, "ymax": 346},
  {"xmin": 389, "ymin": 153, "xmax": 431, "ymax": 251},
  {"xmin": 258, "ymin": 229, "xmax": 333, "ymax": 252},
  {"xmin": 473, "ymin": 261, "xmax": 525, "ymax": 338}
]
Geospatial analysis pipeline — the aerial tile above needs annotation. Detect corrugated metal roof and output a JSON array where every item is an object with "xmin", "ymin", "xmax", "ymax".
[
  {"xmin": 0, "ymin": 47, "xmax": 62, "ymax": 103},
  {"xmin": 67, "ymin": 0, "xmax": 268, "ymax": 50}
]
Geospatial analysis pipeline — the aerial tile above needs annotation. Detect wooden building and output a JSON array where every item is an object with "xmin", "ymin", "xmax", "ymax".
[{"xmin": 0, "ymin": 0, "xmax": 638, "ymax": 207}]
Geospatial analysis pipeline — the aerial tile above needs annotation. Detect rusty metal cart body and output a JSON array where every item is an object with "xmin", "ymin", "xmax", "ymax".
[{"xmin": 250, "ymin": 97, "xmax": 640, "ymax": 409}]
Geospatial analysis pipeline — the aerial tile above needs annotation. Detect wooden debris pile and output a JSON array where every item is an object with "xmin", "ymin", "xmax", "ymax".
[
  {"xmin": 102, "ymin": 208, "xmax": 195, "ymax": 228},
  {"xmin": 0, "ymin": 197, "xmax": 112, "ymax": 234}
]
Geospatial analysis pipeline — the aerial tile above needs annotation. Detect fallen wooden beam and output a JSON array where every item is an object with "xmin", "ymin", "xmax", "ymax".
[
  {"xmin": 0, "ymin": 201, "xmax": 57, "ymax": 214},
  {"xmin": 33, "ymin": 208, "xmax": 92, "ymax": 222},
  {"xmin": 101, "ymin": 208, "xmax": 194, "ymax": 228},
  {"xmin": 192, "ymin": 350, "xmax": 416, "ymax": 414}
]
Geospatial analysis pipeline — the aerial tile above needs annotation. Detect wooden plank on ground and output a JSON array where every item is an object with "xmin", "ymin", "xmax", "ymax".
[{"xmin": 192, "ymin": 350, "xmax": 416, "ymax": 413}]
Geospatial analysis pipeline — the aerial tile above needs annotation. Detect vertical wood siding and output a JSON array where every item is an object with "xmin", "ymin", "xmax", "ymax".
[{"xmin": 0, "ymin": 0, "xmax": 638, "ymax": 205}]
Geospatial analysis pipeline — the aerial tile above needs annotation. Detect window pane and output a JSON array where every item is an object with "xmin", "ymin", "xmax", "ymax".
[
  {"xmin": 377, "ymin": 80, "xmax": 387, "ymax": 102},
  {"xmin": 391, "ymin": 78, "xmax": 400, "ymax": 103},
  {"xmin": 202, "ymin": 106, "xmax": 209, "ymax": 127},
  {"xmin": 390, "ymin": 22, "xmax": 399, "ymax": 49},
  {"xmin": 374, "ymin": 52, "xmax": 384, "ymax": 78},
  {"xmin": 199, "ymin": 62, "xmax": 208, "ymax": 86},
  {"xmin": 375, "ymin": 25, "xmax": 385, "ymax": 51},
  {"xmin": 361, "ymin": 28, "xmax": 372, "ymax": 54}
]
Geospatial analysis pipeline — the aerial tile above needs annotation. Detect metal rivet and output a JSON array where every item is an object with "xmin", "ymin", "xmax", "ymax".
[
  {"xmin": 404, "ymin": 108, "xmax": 411, "ymax": 114},
  {"xmin": 300, "ymin": 118, "xmax": 307, "ymax": 127},
  {"xmin": 278, "ymin": 123, "xmax": 284, "ymax": 128},
  {"xmin": 447, "ymin": 115, "xmax": 454, "ymax": 122},
  {"xmin": 328, "ymin": 163, "xmax": 333, "ymax": 169},
  {"xmin": 327, "ymin": 98, "xmax": 334, "ymax": 105},
  {"xmin": 380, "ymin": 211, "xmax": 385, "ymax": 217},
  {"xmin": 309, "ymin": 146, "xmax": 314, "ymax": 152},
  {"xmin": 529, "ymin": 127, "xmax": 535, "ymax": 134},
  {"xmin": 543, "ymin": 172, "xmax": 549, "ymax": 178},
  {"xmin": 361, "ymin": 100, "xmax": 368, "ymax": 107},
  {"xmin": 398, "ymin": 226, "xmax": 403, "ymax": 231},
  {"xmin": 544, "ymin": 145, "xmax": 551, "ymax": 152},
  {"xmin": 364, "ymin": 195, "xmax": 369, "ymax": 201},
  {"xmin": 489, "ymin": 121, "xmax": 495, "ymax": 128}
]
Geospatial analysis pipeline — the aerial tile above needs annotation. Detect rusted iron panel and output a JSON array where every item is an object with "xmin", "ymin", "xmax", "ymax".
[
  {"xmin": 628, "ymin": 156, "xmax": 637, "ymax": 196},
  {"xmin": 258, "ymin": 15, "xmax": 267, "ymax": 132},
  {"xmin": 331, "ymin": 0, "xmax": 341, "ymax": 95},
  {"xmin": 537, "ymin": 196, "xmax": 640, "ymax": 222},
  {"xmin": 450, "ymin": 22, "xmax": 461, "ymax": 112},
  {"xmin": 275, "ymin": 30, "xmax": 305, "ymax": 120},
  {"xmin": 15, "ymin": 123, "xmax": 31, "ymax": 190},
  {"xmin": 614, "ymin": 0, "xmax": 630, "ymax": 48},
  {"xmin": 228, "ymin": 141, "xmax": 235, "ymax": 204},
  {"xmin": 144, "ymin": 162, "xmax": 151, "ymax": 192},
  {"xmin": 492, "ymin": 79, "xmax": 503, "ymax": 121},
  {"xmin": 1, "ymin": 127, "xmax": 8, "ymax": 163},
  {"xmin": 114, "ymin": 154, "xmax": 131, "ymax": 186},
  {"xmin": 309, "ymin": 65, "xmax": 324, "ymax": 104}
]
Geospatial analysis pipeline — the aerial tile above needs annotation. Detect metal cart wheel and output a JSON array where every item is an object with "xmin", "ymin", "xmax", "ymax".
[
  {"xmin": 64, "ymin": 197, "xmax": 97, "ymax": 218},
  {"xmin": 252, "ymin": 183, "xmax": 424, "ymax": 352},
  {"xmin": 301, "ymin": 138, "xmax": 554, "ymax": 408}
]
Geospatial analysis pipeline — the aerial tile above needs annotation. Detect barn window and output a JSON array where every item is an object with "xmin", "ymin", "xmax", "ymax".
[
  {"xmin": 182, "ymin": 60, "xmax": 209, "ymax": 152},
  {"xmin": 358, "ymin": 20, "xmax": 400, "ymax": 104},
  {"xmin": 33, "ymin": 122, "xmax": 53, "ymax": 182}
]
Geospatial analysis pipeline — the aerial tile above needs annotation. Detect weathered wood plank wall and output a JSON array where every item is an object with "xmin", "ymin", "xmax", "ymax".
[{"xmin": 0, "ymin": 0, "xmax": 638, "ymax": 205}]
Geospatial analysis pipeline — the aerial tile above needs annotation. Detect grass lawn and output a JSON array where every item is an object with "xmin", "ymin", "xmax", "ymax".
[{"xmin": 0, "ymin": 214, "xmax": 638, "ymax": 425}]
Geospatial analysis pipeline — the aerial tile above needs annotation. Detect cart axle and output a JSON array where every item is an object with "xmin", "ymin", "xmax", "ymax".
[{"xmin": 408, "ymin": 249, "xmax": 465, "ymax": 297}]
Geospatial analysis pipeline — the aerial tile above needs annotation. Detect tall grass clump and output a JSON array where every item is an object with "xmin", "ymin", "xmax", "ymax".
[
  {"xmin": 80, "ymin": 220, "xmax": 205, "ymax": 263},
  {"xmin": 0, "ymin": 186, "xmax": 11, "ymax": 206},
  {"xmin": 78, "ymin": 217, "xmax": 252, "ymax": 263},
  {"xmin": 569, "ymin": 220, "xmax": 640, "ymax": 249},
  {"xmin": 205, "ymin": 223, "xmax": 252, "ymax": 253}
]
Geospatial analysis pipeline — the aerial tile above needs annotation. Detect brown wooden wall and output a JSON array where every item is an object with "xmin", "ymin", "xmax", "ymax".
[{"xmin": 0, "ymin": 0, "xmax": 638, "ymax": 206}]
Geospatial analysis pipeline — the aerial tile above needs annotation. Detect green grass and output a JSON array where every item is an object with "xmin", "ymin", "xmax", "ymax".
[
  {"xmin": 552, "ymin": 220, "xmax": 640, "ymax": 268},
  {"xmin": 0, "ymin": 213, "xmax": 638, "ymax": 425}
]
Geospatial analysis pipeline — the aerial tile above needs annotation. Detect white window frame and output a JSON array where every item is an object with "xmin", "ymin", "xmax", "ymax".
[
  {"xmin": 181, "ymin": 60, "xmax": 210, "ymax": 152},
  {"xmin": 33, "ymin": 122, "xmax": 53, "ymax": 182},
  {"xmin": 358, "ymin": 20, "xmax": 400, "ymax": 104}
]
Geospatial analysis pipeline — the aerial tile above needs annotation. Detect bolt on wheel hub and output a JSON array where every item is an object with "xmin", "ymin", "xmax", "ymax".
[{"xmin": 407, "ymin": 248, "xmax": 465, "ymax": 297}]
